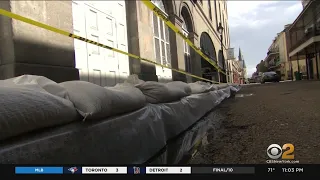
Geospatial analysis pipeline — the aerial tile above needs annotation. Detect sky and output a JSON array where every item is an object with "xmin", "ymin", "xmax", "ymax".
[{"xmin": 227, "ymin": 0, "xmax": 303, "ymax": 77}]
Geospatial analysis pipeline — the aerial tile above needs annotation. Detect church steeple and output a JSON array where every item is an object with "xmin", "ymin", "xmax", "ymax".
[
  {"xmin": 238, "ymin": 47, "xmax": 243, "ymax": 61},
  {"xmin": 238, "ymin": 47, "xmax": 246, "ymax": 68}
]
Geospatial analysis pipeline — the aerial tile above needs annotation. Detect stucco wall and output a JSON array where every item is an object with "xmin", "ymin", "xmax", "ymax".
[
  {"xmin": 292, "ymin": 59, "xmax": 306, "ymax": 73},
  {"xmin": 0, "ymin": 0, "xmax": 79, "ymax": 82},
  {"xmin": 277, "ymin": 32, "xmax": 287, "ymax": 63}
]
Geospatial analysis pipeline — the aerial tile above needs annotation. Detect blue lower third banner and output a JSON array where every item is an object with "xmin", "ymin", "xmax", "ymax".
[{"xmin": 15, "ymin": 167, "xmax": 63, "ymax": 174}]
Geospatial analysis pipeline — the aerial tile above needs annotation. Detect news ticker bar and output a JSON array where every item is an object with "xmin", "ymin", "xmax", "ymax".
[
  {"xmin": 15, "ymin": 166, "xmax": 255, "ymax": 174},
  {"xmin": 14, "ymin": 166, "xmax": 320, "ymax": 175}
]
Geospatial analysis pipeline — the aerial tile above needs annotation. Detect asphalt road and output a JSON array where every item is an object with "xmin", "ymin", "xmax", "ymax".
[{"xmin": 190, "ymin": 80, "xmax": 320, "ymax": 164}]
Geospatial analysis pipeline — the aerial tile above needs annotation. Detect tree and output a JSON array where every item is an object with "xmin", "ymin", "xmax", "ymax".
[{"xmin": 258, "ymin": 60, "xmax": 268, "ymax": 72}]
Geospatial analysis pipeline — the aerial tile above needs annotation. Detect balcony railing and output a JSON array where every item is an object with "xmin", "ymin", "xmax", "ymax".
[
  {"xmin": 290, "ymin": 25, "xmax": 320, "ymax": 52},
  {"xmin": 267, "ymin": 47, "xmax": 279, "ymax": 55}
]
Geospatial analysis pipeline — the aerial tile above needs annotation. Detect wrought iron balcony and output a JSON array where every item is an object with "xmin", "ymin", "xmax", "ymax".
[
  {"xmin": 289, "ymin": 1, "xmax": 320, "ymax": 52},
  {"xmin": 267, "ymin": 47, "xmax": 279, "ymax": 55},
  {"xmin": 290, "ymin": 26, "xmax": 320, "ymax": 52},
  {"xmin": 275, "ymin": 59, "xmax": 282, "ymax": 66}
]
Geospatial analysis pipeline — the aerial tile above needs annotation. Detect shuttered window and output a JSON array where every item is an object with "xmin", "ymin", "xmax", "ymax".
[
  {"xmin": 182, "ymin": 20, "xmax": 191, "ymax": 73},
  {"xmin": 151, "ymin": 0, "xmax": 171, "ymax": 67}
]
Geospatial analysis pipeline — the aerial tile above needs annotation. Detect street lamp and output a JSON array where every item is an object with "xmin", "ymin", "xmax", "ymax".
[{"xmin": 217, "ymin": 22, "xmax": 227, "ymax": 83}]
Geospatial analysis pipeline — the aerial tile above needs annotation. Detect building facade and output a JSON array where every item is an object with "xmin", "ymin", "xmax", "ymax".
[
  {"xmin": 0, "ymin": 0, "xmax": 231, "ymax": 85},
  {"xmin": 226, "ymin": 47, "xmax": 242, "ymax": 84},
  {"xmin": 288, "ymin": 0, "xmax": 320, "ymax": 80},
  {"xmin": 264, "ymin": 30, "xmax": 289, "ymax": 80},
  {"xmin": 263, "ymin": 23, "xmax": 309, "ymax": 81},
  {"xmin": 302, "ymin": 0, "xmax": 311, "ymax": 8},
  {"xmin": 238, "ymin": 48, "xmax": 247, "ymax": 83},
  {"xmin": 227, "ymin": 58, "xmax": 241, "ymax": 84}
]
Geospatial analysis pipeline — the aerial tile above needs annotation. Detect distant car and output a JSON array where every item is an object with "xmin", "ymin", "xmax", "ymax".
[
  {"xmin": 248, "ymin": 78, "xmax": 256, "ymax": 83},
  {"xmin": 260, "ymin": 71, "xmax": 280, "ymax": 83},
  {"xmin": 254, "ymin": 75, "xmax": 261, "ymax": 83}
]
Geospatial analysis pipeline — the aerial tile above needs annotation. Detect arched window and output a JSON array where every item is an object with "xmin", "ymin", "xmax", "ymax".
[
  {"xmin": 182, "ymin": 17, "xmax": 191, "ymax": 73},
  {"xmin": 200, "ymin": 32, "xmax": 216, "ymax": 62},
  {"xmin": 151, "ymin": 0, "xmax": 171, "ymax": 67}
]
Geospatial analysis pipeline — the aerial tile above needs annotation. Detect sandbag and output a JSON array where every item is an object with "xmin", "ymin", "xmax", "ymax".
[
  {"xmin": 105, "ymin": 83, "xmax": 147, "ymax": 115},
  {"xmin": 124, "ymin": 74, "xmax": 145, "ymax": 85},
  {"xmin": 216, "ymin": 83, "xmax": 229, "ymax": 90},
  {"xmin": 0, "ymin": 85, "xmax": 79, "ymax": 141},
  {"xmin": 217, "ymin": 89, "xmax": 228, "ymax": 100},
  {"xmin": 135, "ymin": 81, "xmax": 170, "ymax": 104},
  {"xmin": 166, "ymin": 81, "xmax": 191, "ymax": 97},
  {"xmin": 188, "ymin": 81, "xmax": 217, "ymax": 94},
  {"xmin": 1, "ymin": 75, "xmax": 67, "ymax": 98},
  {"xmin": 136, "ymin": 81, "xmax": 191, "ymax": 104},
  {"xmin": 230, "ymin": 85, "xmax": 239, "ymax": 92},
  {"xmin": 60, "ymin": 81, "xmax": 113, "ymax": 121}
]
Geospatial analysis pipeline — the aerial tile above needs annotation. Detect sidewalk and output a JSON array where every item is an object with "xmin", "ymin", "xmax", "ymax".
[{"xmin": 191, "ymin": 81, "xmax": 320, "ymax": 164}]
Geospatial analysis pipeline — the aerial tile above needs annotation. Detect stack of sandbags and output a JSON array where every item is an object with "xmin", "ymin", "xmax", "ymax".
[
  {"xmin": 135, "ymin": 81, "xmax": 191, "ymax": 104},
  {"xmin": 188, "ymin": 81, "xmax": 217, "ymax": 94},
  {"xmin": 0, "ymin": 75, "xmax": 79, "ymax": 141},
  {"xmin": 60, "ymin": 81, "xmax": 147, "ymax": 121}
]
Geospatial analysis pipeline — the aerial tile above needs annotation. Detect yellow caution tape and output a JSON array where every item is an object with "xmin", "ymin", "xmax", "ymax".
[
  {"xmin": 142, "ymin": 0, "xmax": 227, "ymax": 76},
  {"xmin": 0, "ymin": 8, "xmax": 223, "ymax": 84},
  {"xmin": 187, "ymin": 139, "xmax": 202, "ymax": 164}
]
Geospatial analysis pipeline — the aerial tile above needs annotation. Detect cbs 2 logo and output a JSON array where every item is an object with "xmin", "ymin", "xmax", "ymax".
[{"xmin": 267, "ymin": 144, "xmax": 294, "ymax": 159}]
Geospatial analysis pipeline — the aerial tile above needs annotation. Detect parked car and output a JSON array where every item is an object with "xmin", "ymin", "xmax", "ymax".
[{"xmin": 260, "ymin": 71, "xmax": 280, "ymax": 83}]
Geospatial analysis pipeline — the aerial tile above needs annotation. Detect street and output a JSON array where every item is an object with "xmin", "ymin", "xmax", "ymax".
[{"xmin": 191, "ymin": 80, "xmax": 320, "ymax": 164}]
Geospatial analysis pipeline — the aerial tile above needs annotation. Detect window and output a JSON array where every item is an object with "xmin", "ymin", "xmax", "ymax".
[
  {"xmin": 224, "ymin": 1, "xmax": 227, "ymax": 11},
  {"xmin": 225, "ymin": 1, "xmax": 228, "ymax": 15},
  {"xmin": 151, "ymin": 0, "xmax": 171, "ymax": 67},
  {"xmin": 182, "ymin": 19, "xmax": 191, "ymax": 73},
  {"xmin": 226, "ymin": 26, "xmax": 229, "ymax": 46},
  {"xmin": 208, "ymin": 0, "xmax": 212, "ymax": 20},
  {"xmin": 219, "ymin": 3, "xmax": 222, "ymax": 24},
  {"xmin": 214, "ymin": 0, "xmax": 218, "ymax": 29},
  {"xmin": 200, "ymin": 32, "xmax": 216, "ymax": 62},
  {"xmin": 224, "ymin": 25, "xmax": 226, "ymax": 45},
  {"xmin": 222, "ymin": 14, "xmax": 227, "ymax": 46}
]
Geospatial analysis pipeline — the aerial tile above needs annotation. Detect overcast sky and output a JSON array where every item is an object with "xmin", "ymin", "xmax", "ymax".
[{"xmin": 227, "ymin": 1, "xmax": 303, "ymax": 77}]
